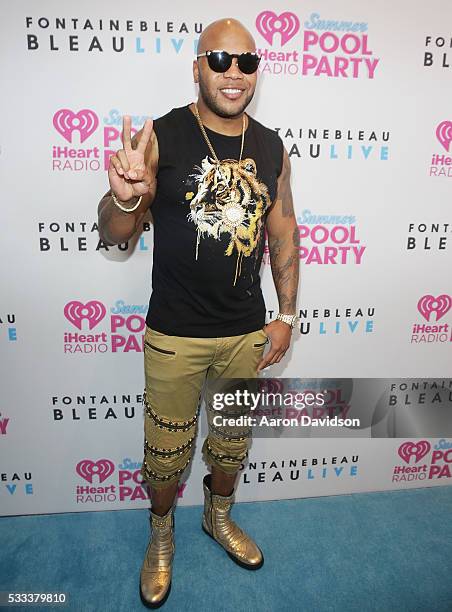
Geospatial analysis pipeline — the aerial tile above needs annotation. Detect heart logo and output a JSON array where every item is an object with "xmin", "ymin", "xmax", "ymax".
[
  {"xmin": 258, "ymin": 377, "xmax": 285, "ymax": 395},
  {"xmin": 64, "ymin": 300, "xmax": 106, "ymax": 330},
  {"xmin": 398, "ymin": 441, "xmax": 431, "ymax": 464},
  {"xmin": 255, "ymin": 11, "xmax": 300, "ymax": 46},
  {"xmin": 53, "ymin": 108, "xmax": 99, "ymax": 143},
  {"xmin": 76, "ymin": 459, "xmax": 115, "ymax": 483},
  {"xmin": 417, "ymin": 294, "xmax": 452, "ymax": 322},
  {"xmin": 436, "ymin": 120, "xmax": 452, "ymax": 152}
]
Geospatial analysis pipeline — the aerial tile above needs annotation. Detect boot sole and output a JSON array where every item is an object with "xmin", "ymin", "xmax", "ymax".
[
  {"xmin": 139, "ymin": 580, "xmax": 172, "ymax": 609},
  {"xmin": 201, "ymin": 523, "xmax": 264, "ymax": 570}
]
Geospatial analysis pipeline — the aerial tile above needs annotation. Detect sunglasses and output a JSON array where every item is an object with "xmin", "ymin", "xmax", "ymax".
[{"xmin": 196, "ymin": 50, "xmax": 261, "ymax": 74}]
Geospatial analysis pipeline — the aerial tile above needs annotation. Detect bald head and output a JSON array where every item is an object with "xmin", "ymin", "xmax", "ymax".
[
  {"xmin": 193, "ymin": 18, "xmax": 259, "ymax": 120},
  {"xmin": 198, "ymin": 18, "xmax": 256, "ymax": 54}
]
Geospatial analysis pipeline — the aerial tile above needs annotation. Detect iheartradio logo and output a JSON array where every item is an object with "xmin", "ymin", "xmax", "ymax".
[
  {"xmin": 255, "ymin": 10, "xmax": 300, "ymax": 46},
  {"xmin": 398, "ymin": 441, "xmax": 431, "ymax": 464},
  {"xmin": 64, "ymin": 300, "xmax": 106, "ymax": 330},
  {"xmin": 76, "ymin": 459, "xmax": 115, "ymax": 483},
  {"xmin": 417, "ymin": 294, "xmax": 452, "ymax": 322},
  {"xmin": 258, "ymin": 377, "xmax": 285, "ymax": 395},
  {"xmin": 436, "ymin": 121, "xmax": 452, "ymax": 152},
  {"xmin": 53, "ymin": 108, "xmax": 99, "ymax": 144}
]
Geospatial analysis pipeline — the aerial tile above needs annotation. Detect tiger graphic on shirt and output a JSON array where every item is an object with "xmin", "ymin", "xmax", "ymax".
[{"xmin": 184, "ymin": 156, "xmax": 271, "ymax": 285}]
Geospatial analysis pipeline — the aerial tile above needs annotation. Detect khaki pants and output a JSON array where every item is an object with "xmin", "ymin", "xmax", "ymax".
[{"xmin": 140, "ymin": 324, "xmax": 268, "ymax": 489}]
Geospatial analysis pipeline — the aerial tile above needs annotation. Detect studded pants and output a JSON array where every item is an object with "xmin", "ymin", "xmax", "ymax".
[{"xmin": 140, "ymin": 324, "xmax": 269, "ymax": 489}]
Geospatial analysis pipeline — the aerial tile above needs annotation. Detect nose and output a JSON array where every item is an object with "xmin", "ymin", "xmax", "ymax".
[{"xmin": 223, "ymin": 58, "xmax": 244, "ymax": 79}]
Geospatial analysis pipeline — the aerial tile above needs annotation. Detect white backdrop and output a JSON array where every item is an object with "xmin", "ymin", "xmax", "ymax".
[{"xmin": 1, "ymin": 0, "xmax": 451, "ymax": 516}]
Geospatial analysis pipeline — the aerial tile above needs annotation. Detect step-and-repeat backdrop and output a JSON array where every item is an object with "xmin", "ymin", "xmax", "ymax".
[{"xmin": 1, "ymin": 0, "xmax": 451, "ymax": 515}]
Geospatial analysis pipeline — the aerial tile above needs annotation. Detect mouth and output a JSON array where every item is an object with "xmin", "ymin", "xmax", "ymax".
[{"xmin": 219, "ymin": 87, "xmax": 245, "ymax": 101}]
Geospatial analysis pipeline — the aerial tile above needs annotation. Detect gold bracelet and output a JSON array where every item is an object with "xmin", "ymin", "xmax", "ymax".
[{"xmin": 111, "ymin": 191, "xmax": 142, "ymax": 213}]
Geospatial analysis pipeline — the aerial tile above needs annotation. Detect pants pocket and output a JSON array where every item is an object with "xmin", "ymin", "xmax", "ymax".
[
  {"xmin": 144, "ymin": 341, "xmax": 176, "ymax": 356},
  {"xmin": 253, "ymin": 327, "xmax": 269, "ymax": 348},
  {"xmin": 144, "ymin": 327, "xmax": 177, "ymax": 358}
]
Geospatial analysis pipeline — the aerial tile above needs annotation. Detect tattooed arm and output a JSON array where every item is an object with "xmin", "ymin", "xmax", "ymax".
[{"xmin": 258, "ymin": 147, "xmax": 300, "ymax": 371}]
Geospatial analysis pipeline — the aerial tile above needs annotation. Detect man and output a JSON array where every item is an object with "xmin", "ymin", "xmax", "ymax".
[{"xmin": 98, "ymin": 17, "xmax": 299, "ymax": 609}]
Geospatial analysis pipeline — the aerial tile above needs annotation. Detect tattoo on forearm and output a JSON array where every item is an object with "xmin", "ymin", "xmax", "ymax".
[
  {"xmin": 269, "ymin": 235, "xmax": 299, "ymax": 313},
  {"xmin": 292, "ymin": 225, "xmax": 300, "ymax": 248}
]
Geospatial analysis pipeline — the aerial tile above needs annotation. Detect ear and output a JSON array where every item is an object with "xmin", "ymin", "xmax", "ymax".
[{"xmin": 193, "ymin": 59, "xmax": 199, "ymax": 84}]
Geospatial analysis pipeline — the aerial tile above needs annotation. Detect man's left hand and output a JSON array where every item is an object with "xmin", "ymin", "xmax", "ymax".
[{"xmin": 257, "ymin": 320, "xmax": 292, "ymax": 371}]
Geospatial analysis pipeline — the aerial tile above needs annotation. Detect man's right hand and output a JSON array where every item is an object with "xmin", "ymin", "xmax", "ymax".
[{"xmin": 108, "ymin": 115, "xmax": 156, "ymax": 203}]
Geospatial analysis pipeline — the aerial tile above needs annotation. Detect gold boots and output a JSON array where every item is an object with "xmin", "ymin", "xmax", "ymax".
[
  {"xmin": 202, "ymin": 474, "xmax": 264, "ymax": 569},
  {"xmin": 140, "ymin": 506, "xmax": 175, "ymax": 608}
]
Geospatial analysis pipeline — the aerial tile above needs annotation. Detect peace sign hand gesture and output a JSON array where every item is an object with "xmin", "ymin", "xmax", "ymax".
[{"xmin": 108, "ymin": 115, "xmax": 156, "ymax": 203}]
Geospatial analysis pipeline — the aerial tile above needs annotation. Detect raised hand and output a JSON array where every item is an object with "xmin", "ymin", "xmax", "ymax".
[{"xmin": 108, "ymin": 115, "xmax": 155, "ymax": 203}]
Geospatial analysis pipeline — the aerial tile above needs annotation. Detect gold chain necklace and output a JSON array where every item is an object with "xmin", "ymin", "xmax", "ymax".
[
  {"xmin": 191, "ymin": 103, "xmax": 247, "ymax": 286},
  {"xmin": 193, "ymin": 103, "xmax": 245, "ymax": 163}
]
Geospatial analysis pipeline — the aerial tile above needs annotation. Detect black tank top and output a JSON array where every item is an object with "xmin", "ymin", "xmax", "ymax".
[{"xmin": 146, "ymin": 104, "xmax": 283, "ymax": 337}]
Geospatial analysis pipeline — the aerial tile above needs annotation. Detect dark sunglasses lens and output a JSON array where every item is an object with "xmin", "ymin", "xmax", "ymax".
[
  {"xmin": 238, "ymin": 53, "xmax": 260, "ymax": 74},
  {"xmin": 207, "ymin": 52, "xmax": 232, "ymax": 72}
]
